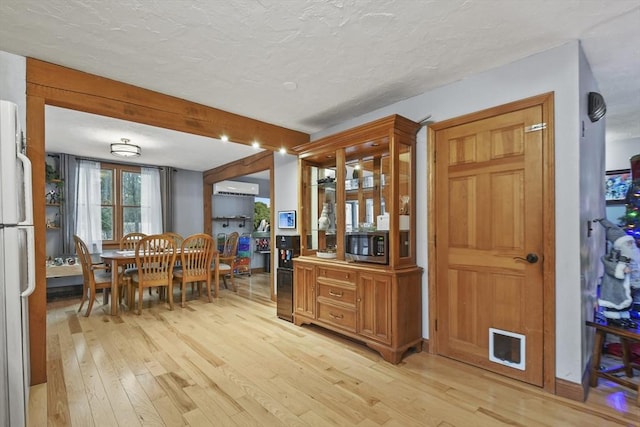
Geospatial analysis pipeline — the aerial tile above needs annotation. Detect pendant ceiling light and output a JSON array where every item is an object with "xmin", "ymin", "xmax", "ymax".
[{"xmin": 111, "ymin": 138, "xmax": 141, "ymax": 157}]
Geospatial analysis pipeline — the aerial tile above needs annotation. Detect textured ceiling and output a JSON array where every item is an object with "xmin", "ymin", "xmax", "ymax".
[{"xmin": 0, "ymin": 0, "xmax": 638, "ymax": 172}]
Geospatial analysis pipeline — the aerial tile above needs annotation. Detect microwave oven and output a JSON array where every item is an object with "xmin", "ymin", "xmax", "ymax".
[{"xmin": 345, "ymin": 231, "xmax": 388, "ymax": 264}]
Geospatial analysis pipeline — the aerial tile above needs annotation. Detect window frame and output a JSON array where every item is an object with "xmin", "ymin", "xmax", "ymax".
[{"xmin": 100, "ymin": 162, "xmax": 142, "ymax": 246}]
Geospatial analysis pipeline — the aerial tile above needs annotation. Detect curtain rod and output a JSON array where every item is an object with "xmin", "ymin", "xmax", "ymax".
[{"xmin": 47, "ymin": 151, "xmax": 168, "ymax": 170}]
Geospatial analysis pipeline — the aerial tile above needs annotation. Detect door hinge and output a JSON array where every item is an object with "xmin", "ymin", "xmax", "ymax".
[{"xmin": 525, "ymin": 123, "xmax": 546, "ymax": 133}]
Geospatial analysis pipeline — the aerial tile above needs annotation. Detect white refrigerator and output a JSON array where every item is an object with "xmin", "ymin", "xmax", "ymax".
[{"xmin": 0, "ymin": 100, "xmax": 36, "ymax": 427}]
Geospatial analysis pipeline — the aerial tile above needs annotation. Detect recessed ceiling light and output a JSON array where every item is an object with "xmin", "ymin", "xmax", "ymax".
[{"xmin": 220, "ymin": 135, "xmax": 229, "ymax": 142}]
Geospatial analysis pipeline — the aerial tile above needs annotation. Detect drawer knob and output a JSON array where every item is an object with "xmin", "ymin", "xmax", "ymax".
[
  {"xmin": 329, "ymin": 290, "xmax": 343, "ymax": 297},
  {"xmin": 329, "ymin": 312, "xmax": 344, "ymax": 320}
]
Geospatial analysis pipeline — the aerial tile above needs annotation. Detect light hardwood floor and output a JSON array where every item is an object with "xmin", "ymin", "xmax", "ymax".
[{"xmin": 30, "ymin": 272, "xmax": 640, "ymax": 426}]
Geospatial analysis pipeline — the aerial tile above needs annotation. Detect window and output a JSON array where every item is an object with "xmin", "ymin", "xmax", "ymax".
[
  {"xmin": 100, "ymin": 163, "xmax": 142, "ymax": 244},
  {"xmin": 100, "ymin": 168, "xmax": 114, "ymax": 240}
]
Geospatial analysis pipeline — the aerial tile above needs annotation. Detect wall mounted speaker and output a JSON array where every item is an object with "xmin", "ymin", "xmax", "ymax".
[{"xmin": 588, "ymin": 92, "xmax": 606, "ymax": 122}]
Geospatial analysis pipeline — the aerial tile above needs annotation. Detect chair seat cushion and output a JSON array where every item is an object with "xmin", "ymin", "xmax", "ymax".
[
  {"xmin": 217, "ymin": 263, "xmax": 232, "ymax": 272},
  {"xmin": 123, "ymin": 266, "xmax": 137, "ymax": 275},
  {"xmin": 129, "ymin": 272, "xmax": 171, "ymax": 283},
  {"xmin": 93, "ymin": 270, "xmax": 112, "ymax": 285}
]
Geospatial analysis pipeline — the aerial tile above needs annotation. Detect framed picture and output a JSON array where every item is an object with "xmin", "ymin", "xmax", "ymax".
[
  {"xmin": 605, "ymin": 169, "xmax": 632, "ymax": 204},
  {"xmin": 278, "ymin": 210, "xmax": 296, "ymax": 229}
]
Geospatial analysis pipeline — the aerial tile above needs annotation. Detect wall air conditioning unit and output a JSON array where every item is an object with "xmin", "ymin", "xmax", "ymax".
[{"xmin": 213, "ymin": 180, "xmax": 259, "ymax": 196}]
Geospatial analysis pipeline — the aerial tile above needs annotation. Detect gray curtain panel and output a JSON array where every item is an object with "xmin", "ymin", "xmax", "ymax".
[
  {"xmin": 59, "ymin": 153, "xmax": 77, "ymax": 255},
  {"xmin": 159, "ymin": 167, "xmax": 174, "ymax": 232}
]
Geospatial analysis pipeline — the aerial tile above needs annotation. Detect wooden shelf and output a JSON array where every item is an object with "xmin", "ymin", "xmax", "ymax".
[
  {"xmin": 212, "ymin": 216, "xmax": 250, "ymax": 220},
  {"xmin": 46, "ymin": 264, "xmax": 81, "ymax": 279},
  {"xmin": 212, "ymin": 216, "xmax": 249, "ymax": 228}
]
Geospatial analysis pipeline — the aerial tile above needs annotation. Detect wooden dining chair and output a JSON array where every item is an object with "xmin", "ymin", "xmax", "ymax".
[
  {"xmin": 129, "ymin": 234, "xmax": 177, "ymax": 314},
  {"xmin": 216, "ymin": 231, "xmax": 239, "ymax": 291},
  {"xmin": 121, "ymin": 232, "xmax": 146, "ymax": 251},
  {"xmin": 74, "ymin": 234, "xmax": 112, "ymax": 316},
  {"xmin": 119, "ymin": 232, "xmax": 146, "ymax": 303},
  {"xmin": 165, "ymin": 232, "xmax": 184, "ymax": 249},
  {"xmin": 173, "ymin": 233, "xmax": 218, "ymax": 307},
  {"xmin": 165, "ymin": 231, "xmax": 184, "ymax": 273}
]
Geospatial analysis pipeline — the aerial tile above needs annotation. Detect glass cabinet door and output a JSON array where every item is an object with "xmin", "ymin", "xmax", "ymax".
[
  {"xmin": 398, "ymin": 142, "xmax": 412, "ymax": 260},
  {"xmin": 305, "ymin": 163, "xmax": 337, "ymax": 255},
  {"xmin": 345, "ymin": 150, "xmax": 389, "ymax": 232},
  {"xmin": 297, "ymin": 114, "xmax": 419, "ymax": 267}
]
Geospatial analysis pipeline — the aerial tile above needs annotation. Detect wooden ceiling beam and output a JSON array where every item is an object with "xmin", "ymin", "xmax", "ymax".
[{"xmin": 26, "ymin": 58, "xmax": 309, "ymax": 151}]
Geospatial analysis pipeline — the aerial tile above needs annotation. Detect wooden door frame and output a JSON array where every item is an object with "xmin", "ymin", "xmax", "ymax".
[
  {"xmin": 25, "ymin": 58, "xmax": 309, "ymax": 385},
  {"xmin": 426, "ymin": 93, "xmax": 556, "ymax": 393},
  {"xmin": 202, "ymin": 152, "xmax": 276, "ymax": 301}
]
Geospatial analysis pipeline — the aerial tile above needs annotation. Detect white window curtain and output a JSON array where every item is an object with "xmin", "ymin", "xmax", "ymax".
[
  {"xmin": 75, "ymin": 160, "xmax": 102, "ymax": 254},
  {"xmin": 141, "ymin": 167, "xmax": 163, "ymax": 234}
]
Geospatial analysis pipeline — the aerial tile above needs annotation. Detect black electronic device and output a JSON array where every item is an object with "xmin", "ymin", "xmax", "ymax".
[{"xmin": 276, "ymin": 235, "xmax": 300, "ymax": 322}]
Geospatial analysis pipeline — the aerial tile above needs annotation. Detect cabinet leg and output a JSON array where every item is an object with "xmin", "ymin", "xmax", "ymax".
[
  {"xmin": 590, "ymin": 330, "xmax": 606, "ymax": 387},
  {"xmin": 621, "ymin": 338, "xmax": 634, "ymax": 377},
  {"xmin": 366, "ymin": 342, "xmax": 420, "ymax": 365}
]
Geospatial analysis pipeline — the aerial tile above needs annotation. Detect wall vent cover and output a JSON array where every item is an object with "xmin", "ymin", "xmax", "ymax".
[{"xmin": 588, "ymin": 91, "xmax": 606, "ymax": 122}]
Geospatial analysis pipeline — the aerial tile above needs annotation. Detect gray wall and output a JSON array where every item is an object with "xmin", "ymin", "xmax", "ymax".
[{"xmin": 172, "ymin": 168, "xmax": 204, "ymax": 237}]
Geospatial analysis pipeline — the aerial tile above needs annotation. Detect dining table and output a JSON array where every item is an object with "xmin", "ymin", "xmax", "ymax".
[
  {"xmin": 100, "ymin": 248, "xmax": 219, "ymax": 315},
  {"xmin": 100, "ymin": 250, "xmax": 138, "ymax": 315}
]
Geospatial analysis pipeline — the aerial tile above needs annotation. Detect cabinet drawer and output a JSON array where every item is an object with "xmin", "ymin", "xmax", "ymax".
[
  {"xmin": 317, "ymin": 303, "xmax": 356, "ymax": 332},
  {"xmin": 317, "ymin": 282, "xmax": 356, "ymax": 305},
  {"xmin": 316, "ymin": 267, "xmax": 355, "ymax": 284}
]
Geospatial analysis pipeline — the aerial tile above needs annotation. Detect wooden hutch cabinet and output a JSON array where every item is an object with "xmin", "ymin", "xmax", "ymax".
[{"xmin": 292, "ymin": 115, "xmax": 423, "ymax": 364}]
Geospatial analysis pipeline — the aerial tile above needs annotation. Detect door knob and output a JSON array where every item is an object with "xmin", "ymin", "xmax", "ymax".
[{"xmin": 513, "ymin": 253, "xmax": 539, "ymax": 264}]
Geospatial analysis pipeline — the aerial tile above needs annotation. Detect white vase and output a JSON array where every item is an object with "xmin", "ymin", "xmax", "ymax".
[{"xmin": 318, "ymin": 203, "xmax": 330, "ymax": 230}]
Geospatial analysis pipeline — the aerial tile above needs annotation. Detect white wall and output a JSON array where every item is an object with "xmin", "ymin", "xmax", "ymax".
[
  {"xmin": 312, "ymin": 41, "xmax": 584, "ymax": 383},
  {"xmin": 606, "ymin": 137, "xmax": 640, "ymax": 171},
  {"xmin": 172, "ymin": 168, "xmax": 204, "ymax": 237},
  {"xmin": 273, "ymin": 153, "xmax": 298, "ymax": 275},
  {"xmin": 604, "ymin": 137, "xmax": 640, "ymax": 224},
  {"xmin": 3, "ymin": 44, "xmax": 603, "ymax": 385},
  {"xmin": 578, "ymin": 44, "xmax": 606, "ymax": 381},
  {"xmin": 0, "ymin": 51, "xmax": 26, "ymax": 130}
]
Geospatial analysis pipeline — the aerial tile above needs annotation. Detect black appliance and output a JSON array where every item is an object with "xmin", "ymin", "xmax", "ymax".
[
  {"xmin": 276, "ymin": 235, "xmax": 300, "ymax": 322},
  {"xmin": 345, "ymin": 231, "xmax": 389, "ymax": 264}
]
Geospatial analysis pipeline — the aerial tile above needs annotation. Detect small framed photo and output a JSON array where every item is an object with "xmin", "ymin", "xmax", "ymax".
[
  {"xmin": 278, "ymin": 210, "xmax": 296, "ymax": 229},
  {"xmin": 605, "ymin": 169, "xmax": 632, "ymax": 204}
]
